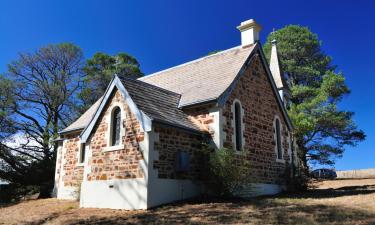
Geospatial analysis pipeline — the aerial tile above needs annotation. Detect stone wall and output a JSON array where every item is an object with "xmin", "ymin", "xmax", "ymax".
[
  {"xmin": 153, "ymin": 124, "xmax": 204, "ymax": 180},
  {"xmin": 60, "ymin": 132, "xmax": 84, "ymax": 187},
  {"xmin": 336, "ymin": 169, "xmax": 375, "ymax": 179},
  {"xmin": 222, "ymin": 54, "xmax": 291, "ymax": 185},
  {"xmin": 87, "ymin": 89, "xmax": 145, "ymax": 181},
  {"xmin": 58, "ymin": 88, "xmax": 145, "ymax": 191},
  {"xmin": 185, "ymin": 104, "xmax": 215, "ymax": 133}
]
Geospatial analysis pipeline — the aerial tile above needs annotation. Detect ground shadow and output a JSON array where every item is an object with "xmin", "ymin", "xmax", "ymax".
[
  {"xmin": 18, "ymin": 182, "xmax": 375, "ymax": 225},
  {"xmin": 60, "ymin": 195, "xmax": 375, "ymax": 225},
  {"xmin": 278, "ymin": 184, "xmax": 375, "ymax": 200}
]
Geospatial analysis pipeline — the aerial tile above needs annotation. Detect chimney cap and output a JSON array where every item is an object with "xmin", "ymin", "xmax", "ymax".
[{"xmin": 237, "ymin": 19, "xmax": 262, "ymax": 32}]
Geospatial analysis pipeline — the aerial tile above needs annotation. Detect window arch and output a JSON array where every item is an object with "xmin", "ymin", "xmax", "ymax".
[
  {"xmin": 232, "ymin": 100, "xmax": 244, "ymax": 151},
  {"xmin": 110, "ymin": 107, "xmax": 121, "ymax": 146},
  {"xmin": 274, "ymin": 117, "xmax": 283, "ymax": 160}
]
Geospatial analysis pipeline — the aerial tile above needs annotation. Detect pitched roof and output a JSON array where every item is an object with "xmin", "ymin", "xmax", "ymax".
[
  {"xmin": 60, "ymin": 97, "xmax": 102, "ymax": 133},
  {"xmin": 62, "ymin": 75, "xmax": 201, "ymax": 136},
  {"xmin": 61, "ymin": 42, "xmax": 292, "ymax": 135},
  {"xmin": 118, "ymin": 76, "xmax": 201, "ymax": 132},
  {"xmin": 138, "ymin": 44, "xmax": 256, "ymax": 107}
]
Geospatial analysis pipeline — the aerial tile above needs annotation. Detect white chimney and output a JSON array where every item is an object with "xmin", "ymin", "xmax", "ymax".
[{"xmin": 237, "ymin": 19, "xmax": 262, "ymax": 47}]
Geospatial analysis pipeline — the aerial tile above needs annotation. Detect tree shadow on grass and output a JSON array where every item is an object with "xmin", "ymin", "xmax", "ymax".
[
  {"xmin": 63, "ymin": 196, "xmax": 375, "ymax": 225},
  {"xmin": 20, "ymin": 183, "xmax": 375, "ymax": 225},
  {"xmin": 278, "ymin": 184, "xmax": 375, "ymax": 200},
  {"xmin": 26, "ymin": 212, "xmax": 62, "ymax": 225}
]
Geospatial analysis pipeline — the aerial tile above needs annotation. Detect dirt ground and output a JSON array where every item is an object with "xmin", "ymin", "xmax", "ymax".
[{"xmin": 1, "ymin": 178, "xmax": 375, "ymax": 225}]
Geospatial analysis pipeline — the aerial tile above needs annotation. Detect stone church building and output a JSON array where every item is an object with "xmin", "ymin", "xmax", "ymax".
[{"xmin": 54, "ymin": 19, "xmax": 299, "ymax": 210}]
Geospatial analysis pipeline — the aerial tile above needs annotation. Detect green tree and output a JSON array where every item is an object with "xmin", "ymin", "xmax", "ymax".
[
  {"xmin": 78, "ymin": 52, "xmax": 143, "ymax": 112},
  {"xmin": 263, "ymin": 25, "xmax": 365, "ymax": 168},
  {"xmin": 0, "ymin": 43, "xmax": 84, "ymax": 198}
]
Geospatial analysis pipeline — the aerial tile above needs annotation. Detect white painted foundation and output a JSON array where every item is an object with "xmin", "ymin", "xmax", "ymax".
[
  {"xmin": 56, "ymin": 186, "xmax": 79, "ymax": 200},
  {"xmin": 80, "ymin": 178, "xmax": 148, "ymax": 210},
  {"xmin": 236, "ymin": 183, "xmax": 284, "ymax": 198},
  {"xmin": 147, "ymin": 179, "xmax": 201, "ymax": 208}
]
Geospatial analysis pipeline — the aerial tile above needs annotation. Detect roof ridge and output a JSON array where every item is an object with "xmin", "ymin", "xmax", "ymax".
[
  {"xmin": 119, "ymin": 75, "xmax": 181, "ymax": 97},
  {"xmin": 138, "ymin": 45, "xmax": 246, "ymax": 81}
]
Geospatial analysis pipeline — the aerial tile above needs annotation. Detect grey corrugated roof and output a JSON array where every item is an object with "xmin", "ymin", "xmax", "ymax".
[
  {"xmin": 119, "ymin": 76, "xmax": 201, "ymax": 132},
  {"xmin": 139, "ymin": 44, "xmax": 256, "ymax": 107},
  {"xmin": 60, "ymin": 97, "xmax": 103, "ymax": 133}
]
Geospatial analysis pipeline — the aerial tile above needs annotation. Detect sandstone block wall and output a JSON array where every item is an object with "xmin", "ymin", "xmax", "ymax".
[
  {"xmin": 87, "ymin": 90, "xmax": 145, "ymax": 181},
  {"xmin": 153, "ymin": 124, "xmax": 204, "ymax": 180},
  {"xmin": 222, "ymin": 54, "xmax": 291, "ymax": 185},
  {"xmin": 60, "ymin": 89, "xmax": 145, "ymax": 189},
  {"xmin": 185, "ymin": 104, "xmax": 215, "ymax": 133},
  {"xmin": 61, "ymin": 132, "xmax": 84, "ymax": 187}
]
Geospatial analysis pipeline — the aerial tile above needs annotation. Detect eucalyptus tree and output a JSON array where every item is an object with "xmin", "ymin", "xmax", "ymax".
[{"xmin": 0, "ymin": 43, "xmax": 84, "ymax": 197}]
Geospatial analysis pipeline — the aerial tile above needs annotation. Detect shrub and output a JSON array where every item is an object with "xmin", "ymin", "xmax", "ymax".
[
  {"xmin": 201, "ymin": 146, "xmax": 251, "ymax": 197},
  {"xmin": 284, "ymin": 160, "xmax": 310, "ymax": 192}
]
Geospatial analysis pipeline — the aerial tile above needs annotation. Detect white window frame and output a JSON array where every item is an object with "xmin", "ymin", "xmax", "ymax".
[
  {"xmin": 104, "ymin": 103, "xmax": 126, "ymax": 152},
  {"xmin": 231, "ymin": 99, "xmax": 245, "ymax": 152},
  {"xmin": 273, "ymin": 116, "xmax": 285, "ymax": 163},
  {"xmin": 77, "ymin": 142, "xmax": 87, "ymax": 167}
]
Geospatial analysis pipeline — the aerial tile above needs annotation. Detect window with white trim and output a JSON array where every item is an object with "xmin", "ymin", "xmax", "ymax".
[
  {"xmin": 275, "ymin": 118, "xmax": 283, "ymax": 160},
  {"xmin": 110, "ymin": 106, "xmax": 121, "ymax": 146},
  {"xmin": 233, "ymin": 100, "xmax": 243, "ymax": 151},
  {"xmin": 79, "ymin": 143, "xmax": 86, "ymax": 163}
]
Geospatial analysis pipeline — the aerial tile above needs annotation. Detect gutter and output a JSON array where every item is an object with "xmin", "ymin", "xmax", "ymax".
[
  {"xmin": 178, "ymin": 98, "xmax": 218, "ymax": 109},
  {"xmin": 151, "ymin": 118, "xmax": 205, "ymax": 135},
  {"xmin": 58, "ymin": 127, "xmax": 85, "ymax": 135}
]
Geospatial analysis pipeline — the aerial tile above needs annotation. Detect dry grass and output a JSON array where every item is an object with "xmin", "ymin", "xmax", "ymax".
[{"xmin": 1, "ymin": 179, "xmax": 375, "ymax": 225}]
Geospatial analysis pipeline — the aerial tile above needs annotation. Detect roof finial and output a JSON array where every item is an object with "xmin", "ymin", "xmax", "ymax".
[{"xmin": 271, "ymin": 28, "xmax": 277, "ymax": 45}]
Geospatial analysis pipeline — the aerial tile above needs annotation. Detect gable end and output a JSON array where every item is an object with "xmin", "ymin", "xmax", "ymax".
[
  {"xmin": 217, "ymin": 43, "xmax": 293, "ymax": 131},
  {"xmin": 80, "ymin": 75, "xmax": 152, "ymax": 143}
]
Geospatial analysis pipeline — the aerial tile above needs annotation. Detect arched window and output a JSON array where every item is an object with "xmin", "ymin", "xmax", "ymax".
[
  {"xmin": 275, "ymin": 118, "xmax": 282, "ymax": 160},
  {"xmin": 234, "ymin": 101, "xmax": 243, "ymax": 151},
  {"xmin": 111, "ymin": 107, "xmax": 121, "ymax": 146},
  {"xmin": 79, "ymin": 143, "xmax": 86, "ymax": 163}
]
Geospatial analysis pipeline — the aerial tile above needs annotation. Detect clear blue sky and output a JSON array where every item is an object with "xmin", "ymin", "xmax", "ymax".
[{"xmin": 0, "ymin": 0, "xmax": 374, "ymax": 170}]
